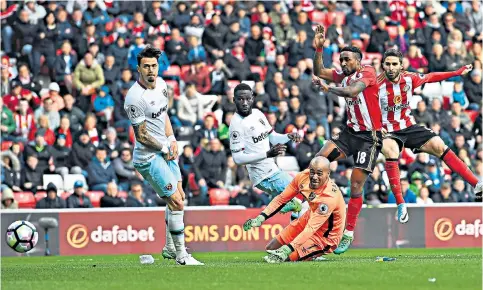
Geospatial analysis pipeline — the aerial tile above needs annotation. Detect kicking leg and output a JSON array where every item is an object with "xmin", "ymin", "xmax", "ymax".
[
  {"xmin": 334, "ymin": 168, "xmax": 368, "ymax": 254},
  {"xmin": 421, "ymin": 137, "xmax": 481, "ymax": 197},
  {"xmin": 382, "ymin": 138, "xmax": 408, "ymax": 223},
  {"xmin": 315, "ymin": 140, "xmax": 347, "ymax": 161},
  {"xmin": 161, "ymin": 203, "xmax": 176, "ymax": 259}
]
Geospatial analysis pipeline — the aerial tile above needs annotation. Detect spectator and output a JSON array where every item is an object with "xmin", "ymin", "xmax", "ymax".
[
  {"xmin": 34, "ymin": 97, "xmax": 60, "ymax": 130},
  {"xmin": 86, "ymin": 146, "xmax": 117, "ymax": 193},
  {"xmin": 447, "ymin": 115, "xmax": 472, "ymax": 141},
  {"xmin": 36, "ymin": 182, "xmax": 66, "ymax": 209},
  {"xmin": 467, "ymin": 0, "xmax": 482, "ymax": 39},
  {"xmin": 28, "ymin": 115, "xmax": 56, "ymax": 146},
  {"xmin": 70, "ymin": 130, "xmax": 96, "ymax": 174},
  {"xmin": 413, "ymin": 100, "xmax": 433, "ymax": 127},
  {"xmin": 428, "ymin": 43, "xmax": 447, "ymax": 73},
  {"xmin": 14, "ymin": 63, "xmax": 41, "ymax": 95},
  {"xmin": 66, "ymin": 180, "xmax": 93, "ymax": 208},
  {"xmin": 463, "ymin": 69, "xmax": 482, "ymax": 108},
  {"xmin": 73, "ymin": 52, "xmax": 105, "ymax": 111},
  {"xmin": 267, "ymin": 54, "xmax": 289, "ymax": 81},
  {"xmin": 12, "ymin": 99, "xmax": 34, "ymax": 143},
  {"xmin": 209, "ymin": 59, "xmax": 231, "ymax": 95},
  {"xmin": 1, "ymin": 150, "xmax": 22, "ymax": 192},
  {"xmin": 346, "ymin": 0, "xmax": 372, "ymax": 41},
  {"xmin": 453, "ymin": 177, "xmax": 475, "ymax": 202},
  {"xmin": 367, "ymin": 18, "xmax": 389, "ymax": 53},
  {"xmin": 292, "ymin": 11, "xmax": 314, "ymax": 40},
  {"xmin": 106, "ymin": 37, "xmax": 129, "ymax": 69},
  {"xmin": 13, "ymin": 9, "xmax": 37, "ymax": 64},
  {"xmin": 191, "ymin": 114, "xmax": 219, "ymax": 148},
  {"xmin": 416, "ymin": 185, "xmax": 434, "ymax": 204},
  {"xmin": 195, "ymin": 138, "xmax": 227, "ymax": 188},
  {"xmin": 388, "ymin": 177, "xmax": 417, "ymax": 204},
  {"xmin": 20, "ymin": 155, "xmax": 43, "ymax": 194},
  {"xmin": 50, "ymin": 134, "xmax": 72, "ymax": 177},
  {"xmin": 100, "ymin": 182, "xmax": 125, "ymax": 207},
  {"xmin": 287, "ymin": 30, "xmax": 313, "ymax": 67},
  {"xmin": 182, "ymin": 61, "xmax": 212, "ymax": 94},
  {"xmin": 54, "ymin": 41, "xmax": 78, "ymax": 94},
  {"xmin": 102, "ymin": 55, "xmax": 120, "ymax": 86},
  {"xmin": 178, "ymin": 144, "xmax": 207, "ymax": 205},
  {"xmin": 432, "ymin": 182, "xmax": 459, "ymax": 203},
  {"xmin": 296, "ymin": 129, "xmax": 322, "ymax": 171},
  {"xmin": 170, "ymin": 1, "xmax": 191, "ymax": 32},
  {"xmin": 224, "ymin": 21, "xmax": 243, "ymax": 49},
  {"xmin": 93, "ymin": 85, "xmax": 114, "ymax": 123},
  {"xmin": 102, "ymin": 127, "xmax": 122, "ymax": 160},
  {"xmin": 407, "ymin": 45, "xmax": 428, "ymax": 73},
  {"xmin": 185, "ymin": 14, "xmax": 205, "ymax": 40},
  {"xmin": 42, "ymin": 83, "xmax": 65, "ymax": 112},
  {"xmin": 31, "ymin": 11, "xmax": 57, "ymax": 78},
  {"xmin": 165, "ymin": 28, "xmax": 189, "ymax": 66},
  {"xmin": 429, "ymin": 98, "xmax": 451, "ymax": 129},
  {"xmin": 177, "ymin": 83, "xmax": 217, "ymax": 126},
  {"xmin": 406, "ymin": 18, "xmax": 426, "ymax": 48},
  {"xmin": 60, "ymin": 94, "xmax": 85, "ymax": 134},
  {"xmin": 229, "ymin": 180, "xmax": 265, "ymax": 208},
  {"xmin": 244, "ymin": 25, "xmax": 264, "ymax": 65},
  {"xmin": 274, "ymin": 14, "xmax": 297, "ymax": 50},
  {"xmin": 225, "ymin": 156, "xmax": 248, "ymax": 190},
  {"xmin": 326, "ymin": 15, "xmax": 352, "ymax": 52},
  {"xmin": 443, "ymin": 43, "xmax": 464, "ymax": 72},
  {"xmin": 187, "ymin": 36, "xmax": 208, "ymax": 64},
  {"xmin": 1, "ymin": 187, "xmax": 18, "ymax": 209},
  {"xmin": 113, "ymin": 148, "xmax": 138, "ymax": 191},
  {"xmin": 202, "ymin": 14, "xmax": 227, "ymax": 62},
  {"xmin": 24, "ymin": 131, "xmax": 52, "ymax": 172},
  {"xmin": 224, "ymin": 42, "xmax": 255, "ymax": 81},
  {"xmin": 55, "ymin": 116, "xmax": 73, "ymax": 148},
  {"xmin": 84, "ymin": 113, "xmax": 100, "ymax": 146},
  {"xmin": 0, "ymin": 97, "xmax": 15, "ymax": 139},
  {"xmin": 451, "ymin": 102, "xmax": 472, "ymax": 131},
  {"xmin": 125, "ymin": 182, "xmax": 156, "ymax": 207}
]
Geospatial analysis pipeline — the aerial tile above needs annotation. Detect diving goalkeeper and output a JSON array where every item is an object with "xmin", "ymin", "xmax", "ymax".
[{"xmin": 243, "ymin": 156, "xmax": 346, "ymax": 263}]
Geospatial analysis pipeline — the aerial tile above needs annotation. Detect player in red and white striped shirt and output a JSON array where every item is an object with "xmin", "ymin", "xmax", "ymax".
[
  {"xmin": 312, "ymin": 25, "xmax": 382, "ymax": 254},
  {"xmin": 380, "ymin": 49, "xmax": 482, "ymax": 222}
]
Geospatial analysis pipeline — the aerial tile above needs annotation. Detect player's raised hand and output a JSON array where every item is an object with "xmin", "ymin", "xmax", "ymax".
[
  {"xmin": 461, "ymin": 64, "xmax": 473, "ymax": 75},
  {"xmin": 312, "ymin": 76, "xmax": 329, "ymax": 92},
  {"xmin": 243, "ymin": 215, "xmax": 265, "ymax": 231},
  {"xmin": 314, "ymin": 25, "xmax": 326, "ymax": 49},
  {"xmin": 287, "ymin": 132, "xmax": 303, "ymax": 143},
  {"xmin": 267, "ymin": 143, "xmax": 287, "ymax": 158}
]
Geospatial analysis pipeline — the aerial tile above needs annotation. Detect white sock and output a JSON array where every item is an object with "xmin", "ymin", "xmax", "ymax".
[
  {"xmin": 168, "ymin": 210, "xmax": 188, "ymax": 259},
  {"xmin": 344, "ymin": 229, "xmax": 354, "ymax": 237},
  {"xmin": 165, "ymin": 206, "xmax": 175, "ymax": 251}
]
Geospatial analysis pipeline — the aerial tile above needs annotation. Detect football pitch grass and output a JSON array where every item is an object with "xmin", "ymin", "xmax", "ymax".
[{"xmin": 1, "ymin": 248, "xmax": 481, "ymax": 290}]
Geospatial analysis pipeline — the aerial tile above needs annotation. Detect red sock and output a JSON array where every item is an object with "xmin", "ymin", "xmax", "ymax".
[
  {"xmin": 385, "ymin": 159, "xmax": 405, "ymax": 205},
  {"xmin": 346, "ymin": 195, "xmax": 363, "ymax": 232},
  {"xmin": 442, "ymin": 149, "xmax": 479, "ymax": 187}
]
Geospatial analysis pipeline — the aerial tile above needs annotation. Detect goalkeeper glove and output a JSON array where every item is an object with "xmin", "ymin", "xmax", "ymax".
[
  {"xmin": 243, "ymin": 215, "xmax": 265, "ymax": 231},
  {"xmin": 266, "ymin": 245, "xmax": 293, "ymax": 263}
]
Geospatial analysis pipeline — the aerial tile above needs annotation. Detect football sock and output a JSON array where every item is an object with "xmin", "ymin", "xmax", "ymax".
[
  {"xmin": 346, "ymin": 195, "xmax": 363, "ymax": 232},
  {"xmin": 441, "ymin": 148, "xmax": 478, "ymax": 187},
  {"xmin": 168, "ymin": 211, "xmax": 188, "ymax": 259},
  {"xmin": 165, "ymin": 206, "xmax": 175, "ymax": 251},
  {"xmin": 289, "ymin": 251, "xmax": 300, "ymax": 261},
  {"xmin": 385, "ymin": 159, "xmax": 405, "ymax": 204}
]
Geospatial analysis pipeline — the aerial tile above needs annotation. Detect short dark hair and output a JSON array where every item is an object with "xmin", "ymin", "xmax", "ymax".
[
  {"xmin": 383, "ymin": 48, "xmax": 403, "ymax": 64},
  {"xmin": 137, "ymin": 45, "xmax": 162, "ymax": 66},
  {"xmin": 340, "ymin": 46, "xmax": 363, "ymax": 61},
  {"xmin": 234, "ymin": 83, "xmax": 252, "ymax": 95}
]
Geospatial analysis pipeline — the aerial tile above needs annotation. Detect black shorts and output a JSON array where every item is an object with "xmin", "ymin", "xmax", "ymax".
[
  {"xmin": 384, "ymin": 125, "xmax": 437, "ymax": 153},
  {"xmin": 330, "ymin": 126, "xmax": 383, "ymax": 172}
]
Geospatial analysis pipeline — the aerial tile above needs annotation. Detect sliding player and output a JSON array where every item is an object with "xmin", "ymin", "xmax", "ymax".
[
  {"xmin": 243, "ymin": 156, "xmax": 345, "ymax": 263},
  {"xmin": 379, "ymin": 49, "xmax": 482, "ymax": 218}
]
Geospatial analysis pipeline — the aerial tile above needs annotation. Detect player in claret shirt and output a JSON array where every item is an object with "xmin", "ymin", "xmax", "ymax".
[
  {"xmin": 312, "ymin": 25, "xmax": 382, "ymax": 254},
  {"xmin": 378, "ymin": 49, "xmax": 482, "ymax": 217},
  {"xmin": 243, "ymin": 156, "xmax": 346, "ymax": 263}
]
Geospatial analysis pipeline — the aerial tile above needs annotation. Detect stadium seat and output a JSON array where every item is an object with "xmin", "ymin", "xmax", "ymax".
[
  {"xmin": 1, "ymin": 141, "xmax": 12, "ymax": 151},
  {"xmin": 177, "ymin": 140, "xmax": 190, "ymax": 155},
  {"xmin": 117, "ymin": 191, "xmax": 128, "ymax": 200},
  {"xmin": 208, "ymin": 188, "xmax": 230, "ymax": 205},
  {"xmin": 387, "ymin": 26, "xmax": 398, "ymax": 39},
  {"xmin": 188, "ymin": 173, "xmax": 200, "ymax": 195},
  {"xmin": 228, "ymin": 80, "xmax": 240, "ymax": 89},
  {"xmin": 441, "ymin": 81, "xmax": 455, "ymax": 97},
  {"xmin": 14, "ymin": 192, "xmax": 36, "ymax": 208},
  {"xmin": 181, "ymin": 65, "xmax": 190, "ymax": 76},
  {"xmin": 250, "ymin": 66, "xmax": 266, "ymax": 81},
  {"xmin": 85, "ymin": 191, "xmax": 104, "ymax": 208},
  {"xmin": 421, "ymin": 82, "xmax": 442, "ymax": 100},
  {"xmin": 165, "ymin": 80, "xmax": 180, "ymax": 97},
  {"xmin": 43, "ymin": 174, "xmax": 64, "ymax": 193},
  {"xmin": 177, "ymin": 126, "xmax": 194, "ymax": 141},
  {"xmin": 276, "ymin": 156, "xmax": 300, "ymax": 172},
  {"xmin": 466, "ymin": 110, "xmax": 479, "ymax": 122},
  {"xmin": 64, "ymin": 174, "xmax": 87, "ymax": 193},
  {"xmin": 61, "ymin": 191, "xmax": 71, "ymax": 200},
  {"xmin": 442, "ymin": 96, "xmax": 451, "ymax": 110},
  {"xmin": 163, "ymin": 65, "xmax": 181, "ymax": 77},
  {"xmin": 311, "ymin": 10, "xmax": 326, "ymax": 24},
  {"xmin": 35, "ymin": 192, "xmax": 47, "ymax": 202}
]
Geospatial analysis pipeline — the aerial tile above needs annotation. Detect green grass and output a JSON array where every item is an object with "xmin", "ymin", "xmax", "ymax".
[{"xmin": 1, "ymin": 248, "xmax": 481, "ymax": 290}]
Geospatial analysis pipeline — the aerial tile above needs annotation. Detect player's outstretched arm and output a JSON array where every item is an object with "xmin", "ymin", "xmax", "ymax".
[
  {"xmin": 269, "ymin": 131, "xmax": 303, "ymax": 144},
  {"xmin": 133, "ymin": 121, "xmax": 167, "ymax": 153},
  {"xmin": 320, "ymin": 81, "xmax": 366, "ymax": 99},
  {"xmin": 413, "ymin": 64, "xmax": 473, "ymax": 88},
  {"xmin": 232, "ymin": 143, "xmax": 287, "ymax": 165},
  {"xmin": 313, "ymin": 25, "xmax": 336, "ymax": 82}
]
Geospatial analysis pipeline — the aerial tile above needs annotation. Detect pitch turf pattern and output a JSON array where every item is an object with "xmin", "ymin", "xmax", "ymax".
[{"xmin": 1, "ymin": 249, "xmax": 481, "ymax": 290}]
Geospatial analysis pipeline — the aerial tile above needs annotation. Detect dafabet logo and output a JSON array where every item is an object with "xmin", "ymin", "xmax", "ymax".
[
  {"xmin": 433, "ymin": 218, "xmax": 482, "ymax": 242},
  {"xmin": 66, "ymin": 224, "xmax": 156, "ymax": 248}
]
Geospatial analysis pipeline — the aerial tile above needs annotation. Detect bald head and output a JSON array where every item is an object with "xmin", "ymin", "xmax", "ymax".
[{"xmin": 308, "ymin": 156, "xmax": 331, "ymax": 189}]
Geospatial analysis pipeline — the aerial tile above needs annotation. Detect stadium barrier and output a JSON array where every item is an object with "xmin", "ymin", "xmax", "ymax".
[{"xmin": 1, "ymin": 204, "xmax": 481, "ymax": 257}]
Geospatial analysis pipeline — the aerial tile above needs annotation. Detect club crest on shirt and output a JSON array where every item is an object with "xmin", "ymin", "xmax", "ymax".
[
  {"xmin": 393, "ymin": 95, "xmax": 402, "ymax": 104},
  {"xmin": 318, "ymin": 203, "xmax": 329, "ymax": 215},
  {"xmin": 163, "ymin": 89, "xmax": 168, "ymax": 98},
  {"xmin": 308, "ymin": 192, "xmax": 316, "ymax": 201},
  {"xmin": 403, "ymin": 84, "xmax": 410, "ymax": 92},
  {"xmin": 165, "ymin": 183, "xmax": 173, "ymax": 191},
  {"xmin": 259, "ymin": 119, "xmax": 265, "ymax": 126}
]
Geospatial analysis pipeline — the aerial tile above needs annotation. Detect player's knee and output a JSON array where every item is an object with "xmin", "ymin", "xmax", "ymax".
[
  {"xmin": 382, "ymin": 140, "xmax": 399, "ymax": 158},
  {"xmin": 427, "ymin": 137, "xmax": 446, "ymax": 156},
  {"xmin": 169, "ymin": 192, "xmax": 184, "ymax": 211}
]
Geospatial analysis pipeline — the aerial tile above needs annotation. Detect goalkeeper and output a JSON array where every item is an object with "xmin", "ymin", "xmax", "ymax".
[{"xmin": 243, "ymin": 156, "xmax": 346, "ymax": 263}]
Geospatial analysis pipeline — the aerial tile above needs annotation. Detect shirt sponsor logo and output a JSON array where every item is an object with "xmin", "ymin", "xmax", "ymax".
[
  {"xmin": 252, "ymin": 131, "xmax": 270, "ymax": 143},
  {"xmin": 384, "ymin": 103, "xmax": 410, "ymax": 112},
  {"xmin": 152, "ymin": 105, "xmax": 168, "ymax": 119},
  {"xmin": 346, "ymin": 98, "xmax": 362, "ymax": 106}
]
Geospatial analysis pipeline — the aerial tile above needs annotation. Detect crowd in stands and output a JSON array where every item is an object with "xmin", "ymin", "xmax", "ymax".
[{"xmin": 1, "ymin": 0, "xmax": 482, "ymax": 210}]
